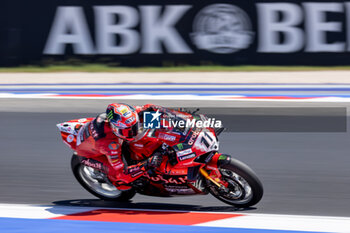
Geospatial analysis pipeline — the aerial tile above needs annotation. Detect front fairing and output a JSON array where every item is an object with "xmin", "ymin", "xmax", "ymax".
[{"xmin": 151, "ymin": 109, "xmax": 220, "ymax": 168}]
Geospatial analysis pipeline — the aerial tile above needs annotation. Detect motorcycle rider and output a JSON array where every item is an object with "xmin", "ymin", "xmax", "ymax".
[{"xmin": 75, "ymin": 103, "xmax": 162, "ymax": 189}]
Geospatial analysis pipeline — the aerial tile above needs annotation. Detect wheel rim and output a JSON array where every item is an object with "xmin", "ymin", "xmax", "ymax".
[
  {"xmin": 211, "ymin": 169, "xmax": 253, "ymax": 205},
  {"xmin": 78, "ymin": 165, "xmax": 122, "ymax": 198}
]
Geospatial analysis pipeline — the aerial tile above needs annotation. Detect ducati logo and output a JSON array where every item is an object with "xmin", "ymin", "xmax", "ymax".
[{"xmin": 191, "ymin": 4, "xmax": 254, "ymax": 54}]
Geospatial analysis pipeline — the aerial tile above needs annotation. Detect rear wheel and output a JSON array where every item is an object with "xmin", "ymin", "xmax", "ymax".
[
  {"xmin": 71, "ymin": 155, "xmax": 135, "ymax": 201},
  {"xmin": 207, "ymin": 156, "xmax": 263, "ymax": 208}
]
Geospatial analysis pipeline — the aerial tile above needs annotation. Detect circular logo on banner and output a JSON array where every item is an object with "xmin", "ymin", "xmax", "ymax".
[{"xmin": 192, "ymin": 4, "xmax": 254, "ymax": 53}]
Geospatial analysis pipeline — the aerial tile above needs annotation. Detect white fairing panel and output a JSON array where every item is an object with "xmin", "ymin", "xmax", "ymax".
[
  {"xmin": 56, "ymin": 122, "xmax": 81, "ymax": 135},
  {"xmin": 192, "ymin": 130, "xmax": 219, "ymax": 154}
]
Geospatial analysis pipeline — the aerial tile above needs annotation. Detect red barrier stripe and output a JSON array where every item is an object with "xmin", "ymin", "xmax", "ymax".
[{"xmin": 52, "ymin": 209, "xmax": 243, "ymax": 225}]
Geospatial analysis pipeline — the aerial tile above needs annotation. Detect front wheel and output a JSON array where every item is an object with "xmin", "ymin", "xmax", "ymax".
[
  {"xmin": 207, "ymin": 155, "xmax": 263, "ymax": 208},
  {"xmin": 71, "ymin": 155, "xmax": 135, "ymax": 201}
]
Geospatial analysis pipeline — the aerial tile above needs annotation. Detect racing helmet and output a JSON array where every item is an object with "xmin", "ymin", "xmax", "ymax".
[{"xmin": 106, "ymin": 103, "xmax": 139, "ymax": 141}]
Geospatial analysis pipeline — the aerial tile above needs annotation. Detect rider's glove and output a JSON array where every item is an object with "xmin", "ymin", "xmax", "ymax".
[{"xmin": 146, "ymin": 152, "xmax": 163, "ymax": 169}]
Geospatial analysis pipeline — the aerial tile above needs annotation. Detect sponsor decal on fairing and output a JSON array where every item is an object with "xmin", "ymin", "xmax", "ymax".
[
  {"xmin": 143, "ymin": 173, "xmax": 187, "ymax": 184},
  {"xmin": 176, "ymin": 148, "xmax": 192, "ymax": 157},
  {"xmin": 81, "ymin": 158, "xmax": 107, "ymax": 172},
  {"xmin": 66, "ymin": 134, "xmax": 74, "ymax": 143},
  {"xmin": 178, "ymin": 153, "xmax": 196, "ymax": 161},
  {"xmin": 188, "ymin": 129, "xmax": 201, "ymax": 145},
  {"xmin": 158, "ymin": 133, "xmax": 176, "ymax": 142}
]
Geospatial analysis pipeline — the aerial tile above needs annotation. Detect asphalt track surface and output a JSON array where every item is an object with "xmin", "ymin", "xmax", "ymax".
[{"xmin": 1, "ymin": 98, "xmax": 350, "ymax": 217}]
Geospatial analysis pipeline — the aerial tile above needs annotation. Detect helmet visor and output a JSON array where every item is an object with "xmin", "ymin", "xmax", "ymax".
[{"xmin": 111, "ymin": 123, "xmax": 139, "ymax": 140}]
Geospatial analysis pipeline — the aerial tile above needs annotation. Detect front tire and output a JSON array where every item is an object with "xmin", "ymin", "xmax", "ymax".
[
  {"xmin": 208, "ymin": 155, "xmax": 263, "ymax": 208},
  {"xmin": 71, "ymin": 155, "xmax": 135, "ymax": 201}
]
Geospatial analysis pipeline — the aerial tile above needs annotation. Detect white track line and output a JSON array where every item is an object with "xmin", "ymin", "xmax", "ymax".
[
  {"xmin": 0, "ymin": 204, "xmax": 97, "ymax": 219},
  {"xmin": 1, "ymin": 204, "xmax": 350, "ymax": 233},
  {"xmin": 196, "ymin": 213, "xmax": 350, "ymax": 233}
]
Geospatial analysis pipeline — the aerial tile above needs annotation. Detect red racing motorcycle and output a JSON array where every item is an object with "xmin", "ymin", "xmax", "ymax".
[{"xmin": 57, "ymin": 108, "xmax": 263, "ymax": 208}]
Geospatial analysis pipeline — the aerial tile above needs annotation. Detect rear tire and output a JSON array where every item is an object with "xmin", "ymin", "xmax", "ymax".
[
  {"xmin": 71, "ymin": 154, "xmax": 135, "ymax": 202},
  {"xmin": 208, "ymin": 155, "xmax": 263, "ymax": 208}
]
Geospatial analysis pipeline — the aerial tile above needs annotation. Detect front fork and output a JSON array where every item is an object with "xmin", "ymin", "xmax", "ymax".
[
  {"xmin": 199, "ymin": 153, "xmax": 231, "ymax": 189},
  {"xmin": 199, "ymin": 167, "xmax": 223, "ymax": 187}
]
